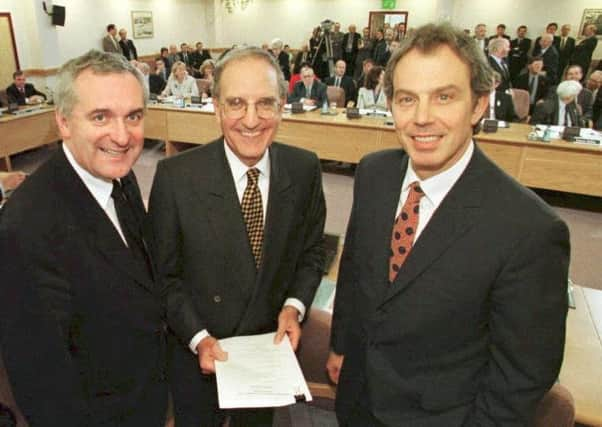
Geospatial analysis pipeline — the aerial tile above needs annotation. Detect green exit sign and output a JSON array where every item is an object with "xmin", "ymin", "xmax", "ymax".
[{"xmin": 382, "ymin": 0, "xmax": 396, "ymax": 9}]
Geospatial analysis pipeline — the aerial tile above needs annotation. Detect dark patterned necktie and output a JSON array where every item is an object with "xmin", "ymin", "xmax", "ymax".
[
  {"xmin": 241, "ymin": 168, "xmax": 264, "ymax": 269},
  {"xmin": 389, "ymin": 182, "xmax": 425, "ymax": 282}
]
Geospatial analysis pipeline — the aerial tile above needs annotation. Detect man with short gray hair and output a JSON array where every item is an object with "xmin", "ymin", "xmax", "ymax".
[
  {"xmin": 328, "ymin": 23, "xmax": 569, "ymax": 427},
  {"xmin": 0, "ymin": 49, "xmax": 167, "ymax": 426},
  {"xmin": 487, "ymin": 37, "xmax": 512, "ymax": 92},
  {"xmin": 270, "ymin": 37, "xmax": 291, "ymax": 80},
  {"xmin": 534, "ymin": 33, "xmax": 560, "ymax": 84},
  {"xmin": 149, "ymin": 46, "xmax": 326, "ymax": 427},
  {"xmin": 531, "ymin": 79, "xmax": 584, "ymax": 127}
]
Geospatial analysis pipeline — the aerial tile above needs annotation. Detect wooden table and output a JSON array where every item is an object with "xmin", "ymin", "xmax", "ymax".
[
  {"xmin": 0, "ymin": 107, "xmax": 60, "ymax": 170},
  {"xmin": 561, "ymin": 286, "xmax": 602, "ymax": 426},
  {"xmin": 146, "ymin": 105, "xmax": 602, "ymax": 197}
]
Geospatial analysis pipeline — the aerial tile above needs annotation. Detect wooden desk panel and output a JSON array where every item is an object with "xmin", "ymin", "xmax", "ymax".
[
  {"xmin": 477, "ymin": 141, "xmax": 523, "ymax": 178},
  {"xmin": 144, "ymin": 108, "xmax": 168, "ymax": 140}
]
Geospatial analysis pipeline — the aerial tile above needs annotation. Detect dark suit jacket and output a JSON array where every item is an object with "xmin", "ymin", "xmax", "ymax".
[
  {"xmin": 513, "ymin": 72, "xmax": 548, "ymax": 107},
  {"xmin": 149, "ymin": 74, "xmax": 166, "ymax": 95},
  {"xmin": 557, "ymin": 36, "xmax": 575, "ymax": 74},
  {"xmin": 325, "ymin": 75, "xmax": 357, "ymax": 105},
  {"xmin": 540, "ymin": 46, "xmax": 560, "ymax": 84},
  {"xmin": 288, "ymin": 80, "xmax": 328, "ymax": 106},
  {"xmin": 148, "ymin": 140, "xmax": 325, "ymax": 420},
  {"xmin": 492, "ymin": 90, "xmax": 518, "ymax": 121},
  {"xmin": 190, "ymin": 49, "xmax": 212, "ymax": 69},
  {"xmin": 5, "ymin": 83, "xmax": 46, "ymax": 106},
  {"xmin": 0, "ymin": 149, "xmax": 167, "ymax": 426},
  {"xmin": 342, "ymin": 32, "xmax": 361, "ymax": 67},
  {"xmin": 292, "ymin": 50, "xmax": 313, "ymax": 74},
  {"xmin": 570, "ymin": 36, "xmax": 598, "ymax": 77},
  {"xmin": 530, "ymin": 95, "xmax": 584, "ymax": 127},
  {"xmin": 488, "ymin": 56, "xmax": 512, "ymax": 92},
  {"xmin": 331, "ymin": 147, "xmax": 569, "ymax": 427},
  {"xmin": 373, "ymin": 39, "xmax": 388, "ymax": 66},
  {"xmin": 276, "ymin": 50, "xmax": 291, "ymax": 81},
  {"xmin": 473, "ymin": 37, "xmax": 489, "ymax": 55},
  {"xmin": 509, "ymin": 37, "xmax": 531, "ymax": 80},
  {"xmin": 119, "ymin": 38, "xmax": 138, "ymax": 60}
]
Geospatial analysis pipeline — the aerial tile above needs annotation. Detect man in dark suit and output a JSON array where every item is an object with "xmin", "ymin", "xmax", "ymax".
[
  {"xmin": 325, "ymin": 60, "xmax": 357, "ymax": 106},
  {"xmin": 570, "ymin": 24, "xmax": 599, "ymax": 81},
  {"xmin": 509, "ymin": 25, "xmax": 531, "ymax": 81},
  {"xmin": 0, "ymin": 50, "xmax": 167, "ymax": 426},
  {"xmin": 473, "ymin": 23, "xmax": 488, "ymax": 55},
  {"xmin": 534, "ymin": 22, "xmax": 561, "ymax": 52},
  {"xmin": 486, "ymin": 71, "xmax": 518, "ymax": 122},
  {"xmin": 531, "ymin": 80, "xmax": 585, "ymax": 127},
  {"xmin": 149, "ymin": 58, "xmax": 167, "ymax": 95},
  {"xmin": 288, "ymin": 65, "xmax": 328, "ymax": 106},
  {"xmin": 487, "ymin": 23, "xmax": 511, "ymax": 43},
  {"xmin": 327, "ymin": 23, "xmax": 569, "ymax": 427},
  {"xmin": 373, "ymin": 29, "xmax": 388, "ymax": 66},
  {"xmin": 487, "ymin": 38, "xmax": 512, "ymax": 92},
  {"xmin": 533, "ymin": 33, "xmax": 560, "ymax": 84},
  {"xmin": 557, "ymin": 24, "xmax": 575, "ymax": 79},
  {"xmin": 564, "ymin": 64, "xmax": 594, "ymax": 125},
  {"xmin": 589, "ymin": 70, "xmax": 602, "ymax": 127},
  {"xmin": 190, "ymin": 41, "xmax": 212, "ymax": 70},
  {"xmin": 513, "ymin": 56, "xmax": 549, "ymax": 114},
  {"xmin": 342, "ymin": 24, "xmax": 361, "ymax": 77},
  {"xmin": 148, "ymin": 46, "xmax": 326, "ymax": 427},
  {"xmin": 5, "ymin": 71, "xmax": 46, "ymax": 105},
  {"xmin": 270, "ymin": 38, "xmax": 291, "ymax": 81},
  {"xmin": 118, "ymin": 28, "xmax": 138, "ymax": 61},
  {"xmin": 179, "ymin": 43, "xmax": 191, "ymax": 67},
  {"xmin": 102, "ymin": 23, "xmax": 122, "ymax": 54}
]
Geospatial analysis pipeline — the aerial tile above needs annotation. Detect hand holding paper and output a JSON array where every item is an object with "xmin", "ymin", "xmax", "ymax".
[
  {"xmin": 274, "ymin": 306, "xmax": 301, "ymax": 351},
  {"xmin": 196, "ymin": 336, "xmax": 228, "ymax": 374}
]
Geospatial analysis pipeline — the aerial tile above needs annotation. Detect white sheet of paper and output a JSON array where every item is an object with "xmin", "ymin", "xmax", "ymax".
[{"xmin": 214, "ymin": 332, "xmax": 312, "ymax": 409}]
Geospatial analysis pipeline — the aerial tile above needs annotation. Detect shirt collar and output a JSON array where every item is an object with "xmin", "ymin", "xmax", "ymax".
[
  {"xmin": 63, "ymin": 144, "xmax": 114, "ymax": 210},
  {"xmin": 402, "ymin": 141, "xmax": 474, "ymax": 208},
  {"xmin": 223, "ymin": 140, "xmax": 270, "ymax": 183}
]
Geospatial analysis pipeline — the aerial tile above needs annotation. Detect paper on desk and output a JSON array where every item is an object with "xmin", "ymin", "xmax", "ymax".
[
  {"xmin": 284, "ymin": 103, "xmax": 317, "ymax": 112},
  {"xmin": 214, "ymin": 332, "xmax": 312, "ymax": 409}
]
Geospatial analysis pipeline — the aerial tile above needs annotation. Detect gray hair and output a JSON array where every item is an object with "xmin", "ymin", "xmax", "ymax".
[
  {"xmin": 55, "ymin": 49, "xmax": 147, "ymax": 117},
  {"xmin": 488, "ymin": 38, "xmax": 508, "ymax": 54},
  {"xmin": 270, "ymin": 38, "xmax": 284, "ymax": 50},
  {"xmin": 556, "ymin": 80, "xmax": 582, "ymax": 98},
  {"xmin": 212, "ymin": 46, "xmax": 288, "ymax": 100},
  {"xmin": 384, "ymin": 23, "xmax": 493, "ymax": 102},
  {"xmin": 137, "ymin": 62, "xmax": 150, "ymax": 74}
]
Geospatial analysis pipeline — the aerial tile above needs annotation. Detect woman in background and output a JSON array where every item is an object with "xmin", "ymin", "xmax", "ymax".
[
  {"xmin": 356, "ymin": 66, "xmax": 386, "ymax": 111},
  {"xmin": 161, "ymin": 61, "xmax": 199, "ymax": 98}
]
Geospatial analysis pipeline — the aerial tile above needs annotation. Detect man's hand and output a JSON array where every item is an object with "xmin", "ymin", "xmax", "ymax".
[
  {"xmin": 274, "ymin": 306, "xmax": 301, "ymax": 351},
  {"xmin": 0, "ymin": 171, "xmax": 26, "ymax": 192},
  {"xmin": 303, "ymin": 98, "xmax": 316, "ymax": 106},
  {"xmin": 326, "ymin": 351, "xmax": 344, "ymax": 384},
  {"xmin": 196, "ymin": 336, "xmax": 228, "ymax": 375}
]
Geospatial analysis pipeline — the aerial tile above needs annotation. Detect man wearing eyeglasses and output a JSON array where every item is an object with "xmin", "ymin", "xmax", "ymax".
[{"xmin": 148, "ymin": 46, "xmax": 326, "ymax": 427}]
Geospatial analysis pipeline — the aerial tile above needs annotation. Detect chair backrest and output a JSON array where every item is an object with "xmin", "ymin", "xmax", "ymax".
[
  {"xmin": 510, "ymin": 88, "xmax": 530, "ymax": 121},
  {"xmin": 196, "ymin": 78, "xmax": 212, "ymax": 96},
  {"xmin": 326, "ymin": 86, "xmax": 345, "ymax": 107}
]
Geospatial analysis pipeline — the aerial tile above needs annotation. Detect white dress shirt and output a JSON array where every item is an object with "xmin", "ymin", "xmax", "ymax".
[
  {"xmin": 395, "ymin": 142, "xmax": 474, "ymax": 241},
  {"xmin": 63, "ymin": 144, "xmax": 127, "ymax": 245},
  {"xmin": 488, "ymin": 90, "xmax": 497, "ymax": 119},
  {"xmin": 557, "ymin": 100, "xmax": 571, "ymax": 127},
  {"xmin": 188, "ymin": 142, "xmax": 306, "ymax": 354}
]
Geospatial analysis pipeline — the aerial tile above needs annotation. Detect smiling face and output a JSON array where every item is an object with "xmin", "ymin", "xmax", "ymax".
[
  {"xmin": 56, "ymin": 69, "xmax": 145, "ymax": 181},
  {"xmin": 390, "ymin": 45, "xmax": 487, "ymax": 180},
  {"xmin": 213, "ymin": 57, "xmax": 284, "ymax": 167}
]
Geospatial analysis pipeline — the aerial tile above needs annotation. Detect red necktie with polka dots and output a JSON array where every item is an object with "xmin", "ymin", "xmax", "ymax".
[{"xmin": 389, "ymin": 182, "xmax": 424, "ymax": 282}]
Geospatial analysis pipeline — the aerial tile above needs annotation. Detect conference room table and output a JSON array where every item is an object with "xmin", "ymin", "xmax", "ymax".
[{"xmin": 144, "ymin": 104, "xmax": 602, "ymax": 198}]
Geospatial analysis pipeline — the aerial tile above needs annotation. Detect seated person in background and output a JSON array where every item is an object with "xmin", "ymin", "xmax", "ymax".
[
  {"xmin": 161, "ymin": 61, "xmax": 199, "ymax": 98},
  {"xmin": 563, "ymin": 65, "xmax": 593, "ymax": 127},
  {"xmin": 159, "ymin": 47, "xmax": 171, "ymax": 76},
  {"xmin": 356, "ymin": 58, "xmax": 375, "ymax": 88},
  {"xmin": 0, "ymin": 171, "xmax": 27, "ymax": 203},
  {"xmin": 288, "ymin": 61, "xmax": 315, "ymax": 93},
  {"xmin": 531, "ymin": 79, "xmax": 584, "ymax": 127},
  {"xmin": 513, "ymin": 56, "xmax": 548, "ymax": 114},
  {"xmin": 150, "ymin": 58, "xmax": 167, "ymax": 94},
  {"xmin": 356, "ymin": 65, "xmax": 387, "ymax": 111},
  {"xmin": 588, "ymin": 70, "xmax": 602, "ymax": 127},
  {"xmin": 288, "ymin": 65, "xmax": 327, "ymax": 106},
  {"xmin": 485, "ymin": 71, "xmax": 518, "ymax": 122},
  {"xmin": 190, "ymin": 41, "xmax": 212, "ymax": 70},
  {"xmin": 199, "ymin": 59, "xmax": 215, "ymax": 80},
  {"xmin": 6, "ymin": 71, "xmax": 46, "ymax": 105},
  {"xmin": 324, "ymin": 60, "xmax": 357, "ymax": 106}
]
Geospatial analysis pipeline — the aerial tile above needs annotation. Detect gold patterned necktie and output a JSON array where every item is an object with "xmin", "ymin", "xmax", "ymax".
[
  {"xmin": 389, "ymin": 182, "xmax": 425, "ymax": 282},
  {"xmin": 241, "ymin": 168, "xmax": 264, "ymax": 269}
]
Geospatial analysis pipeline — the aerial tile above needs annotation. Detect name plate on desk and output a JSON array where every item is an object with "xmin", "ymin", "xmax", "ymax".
[
  {"xmin": 346, "ymin": 107, "xmax": 361, "ymax": 119},
  {"xmin": 483, "ymin": 119, "xmax": 498, "ymax": 133},
  {"xmin": 291, "ymin": 102, "xmax": 304, "ymax": 114},
  {"xmin": 562, "ymin": 126, "xmax": 580, "ymax": 142}
]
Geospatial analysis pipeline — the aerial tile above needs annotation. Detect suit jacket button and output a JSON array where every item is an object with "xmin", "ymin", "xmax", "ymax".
[{"xmin": 213, "ymin": 295, "xmax": 222, "ymax": 303}]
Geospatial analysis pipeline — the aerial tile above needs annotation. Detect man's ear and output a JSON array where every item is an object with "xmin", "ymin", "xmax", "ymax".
[
  {"xmin": 471, "ymin": 95, "xmax": 489, "ymax": 125},
  {"xmin": 55, "ymin": 110, "xmax": 71, "ymax": 140}
]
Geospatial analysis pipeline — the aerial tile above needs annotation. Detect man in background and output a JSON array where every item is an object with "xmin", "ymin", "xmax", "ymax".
[
  {"xmin": 514, "ymin": 56, "xmax": 549, "ymax": 114},
  {"xmin": 509, "ymin": 25, "xmax": 531, "ymax": 81},
  {"xmin": 488, "ymin": 23, "xmax": 510, "ymax": 42},
  {"xmin": 331, "ymin": 22, "xmax": 344, "ymax": 61},
  {"xmin": 564, "ymin": 64, "xmax": 593, "ymax": 126},
  {"xmin": 328, "ymin": 23, "xmax": 569, "ymax": 427},
  {"xmin": 473, "ymin": 23, "xmax": 488, "ymax": 54},
  {"xmin": 342, "ymin": 24, "xmax": 361, "ymax": 77},
  {"xmin": 180, "ymin": 43, "xmax": 191, "ymax": 67},
  {"xmin": 191, "ymin": 41, "xmax": 212, "ymax": 71},
  {"xmin": 149, "ymin": 46, "xmax": 325, "ymax": 427},
  {"xmin": 487, "ymin": 37, "xmax": 512, "ymax": 92},
  {"xmin": 557, "ymin": 24, "xmax": 575, "ymax": 79},
  {"xmin": 325, "ymin": 59, "xmax": 357, "ymax": 106},
  {"xmin": 5, "ymin": 71, "xmax": 46, "ymax": 105},
  {"xmin": 571, "ymin": 23, "xmax": 599, "ymax": 82},
  {"xmin": 118, "ymin": 28, "xmax": 138, "ymax": 61},
  {"xmin": 0, "ymin": 49, "xmax": 167, "ymax": 426},
  {"xmin": 288, "ymin": 65, "xmax": 327, "ymax": 106},
  {"xmin": 534, "ymin": 33, "xmax": 559, "ymax": 84},
  {"xmin": 102, "ymin": 23, "xmax": 122, "ymax": 54}
]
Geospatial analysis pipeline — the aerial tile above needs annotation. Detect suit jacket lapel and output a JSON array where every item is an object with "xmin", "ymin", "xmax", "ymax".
[
  {"xmin": 202, "ymin": 141, "xmax": 257, "ymax": 298},
  {"xmin": 380, "ymin": 148, "xmax": 485, "ymax": 307},
  {"xmin": 53, "ymin": 150, "xmax": 155, "ymax": 291}
]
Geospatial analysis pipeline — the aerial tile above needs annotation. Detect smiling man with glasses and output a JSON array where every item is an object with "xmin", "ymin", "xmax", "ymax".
[{"xmin": 148, "ymin": 46, "xmax": 326, "ymax": 427}]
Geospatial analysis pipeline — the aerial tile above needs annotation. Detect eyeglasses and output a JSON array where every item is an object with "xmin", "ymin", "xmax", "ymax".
[{"xmin": 220, "ymin": 97, "xmax": 281, "ymax": 119}]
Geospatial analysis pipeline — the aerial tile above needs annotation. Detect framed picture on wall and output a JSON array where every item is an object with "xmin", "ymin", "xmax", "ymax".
[
  {"xmin": 131, "ymin": 10, "xmax": 153, "ymax": 39},
  {"xmin": 578, "ymin": 9, "xmax": 602, "ymax": 38}
]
